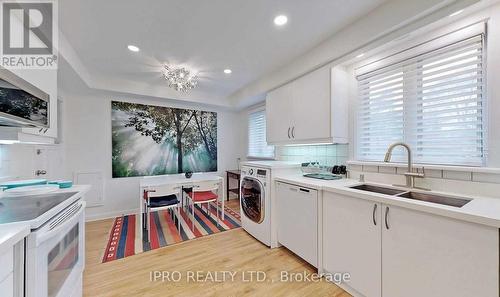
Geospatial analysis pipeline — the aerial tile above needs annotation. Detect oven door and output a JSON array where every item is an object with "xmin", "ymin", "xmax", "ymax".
[
  {"xmin": 240, "ymin": 177, "xmax": 265, "ymax": 224},
  {"xmin": 26, "ymin": 201, "xmax": 86, "ymax": 297}
]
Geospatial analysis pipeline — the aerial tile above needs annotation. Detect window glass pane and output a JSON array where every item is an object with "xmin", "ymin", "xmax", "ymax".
[
  {"xmin": 357, "ymin": 34, "xmax": 484, "ymax": 166},
  {"xmin": 248, "ymin": 110, "xmax": 274, "ymax": 158}
]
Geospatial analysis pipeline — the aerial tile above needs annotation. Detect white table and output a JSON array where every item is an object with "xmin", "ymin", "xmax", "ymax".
[{"xmin": 138, "ymin": 173, "xmax": 225, "ymax": 242}]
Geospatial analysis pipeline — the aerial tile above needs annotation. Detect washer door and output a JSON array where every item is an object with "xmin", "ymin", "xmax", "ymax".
[{"xmin": 240, "ymin": 177, "xmax": 265, "ymax": 224}]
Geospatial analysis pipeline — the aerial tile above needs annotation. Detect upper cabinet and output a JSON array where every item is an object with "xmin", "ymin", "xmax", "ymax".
[
  {"xmin": 266, "ymin": 66, "xmax": 348, "ymax": 145},
  {"xmin": 19, "ymin": 69, "xmax": 58, "ymax": 140},
  {"xmin": 0, "ymin": 68, "xmax": 58, "ymax": 144}
]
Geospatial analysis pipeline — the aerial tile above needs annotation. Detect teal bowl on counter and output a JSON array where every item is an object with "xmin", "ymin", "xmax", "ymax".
[{"xmin": 48, "ymin": 180, "xmax": 73, "ymax": 189}]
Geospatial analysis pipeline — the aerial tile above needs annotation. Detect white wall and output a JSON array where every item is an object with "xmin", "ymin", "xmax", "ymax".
[
  {"xmin": 58, "ymin": 63, "xmax": 244, "ymax": 220},
  {"xmin": 229, "ymin": 0, "xmax": 479, "ymax": 108}
]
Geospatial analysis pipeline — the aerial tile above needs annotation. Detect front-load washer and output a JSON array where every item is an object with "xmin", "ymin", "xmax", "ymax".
[{"xmin": 240, "ymin": 165, "xmax": 271, "ymax": 246}]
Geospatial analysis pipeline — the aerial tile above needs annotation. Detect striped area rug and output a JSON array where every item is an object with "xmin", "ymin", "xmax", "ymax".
[{"xmin": 102, "ymin": 201, "xmax": 241, "ymax": 263}]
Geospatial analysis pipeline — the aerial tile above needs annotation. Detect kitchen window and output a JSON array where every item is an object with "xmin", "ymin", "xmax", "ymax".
[
  {"xmin": 248, "ymin": 109, "xmax": 275, "ymax": 159},
  {"xmin": 356, "ymin": 26, "xmax": 485, "ymax": 166}
]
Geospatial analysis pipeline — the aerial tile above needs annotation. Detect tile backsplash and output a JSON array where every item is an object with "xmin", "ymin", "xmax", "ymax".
[{"xmin": 277, "ymin": 144, "xmax": 349, "ymax": 166}]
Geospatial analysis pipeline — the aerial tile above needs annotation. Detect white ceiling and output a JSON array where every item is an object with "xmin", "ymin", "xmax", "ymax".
[{"xmin": 59, "ymin": 0, "xmax": 386, "ymax": 107}]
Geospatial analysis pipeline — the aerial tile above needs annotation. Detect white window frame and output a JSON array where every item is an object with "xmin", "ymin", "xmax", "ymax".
[
  {"xmin": 354, "ymin": 22, "xmax": 487, "ymax": 167},
  {"xmin": 247, "ymin": 107, "xmax": 275, "ymax": 160}
]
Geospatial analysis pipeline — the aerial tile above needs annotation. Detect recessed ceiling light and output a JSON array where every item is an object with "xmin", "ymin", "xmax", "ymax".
[
  {"xmin": 449, "ymin": 9, "xmax": 463, "ymax": 17},
  {"xmin": 356, "ymin": 53, "xmax": 365, "ymax": 58},
  {"xmin": 224, "ymin": 69, "xmax": 232, "ymax": 74},
  {"xmin": 127, "ymin": 45, "xmax": 140, "ymax": 52},
  {"xmin": 274, "ymin": 15, "xmax": 288, "ymax": 26}
]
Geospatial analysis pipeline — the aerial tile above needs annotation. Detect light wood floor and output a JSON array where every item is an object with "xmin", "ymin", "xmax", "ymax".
[{"xmin": 84, "ymin": 198, "xmax": 351, "ymax": 297}]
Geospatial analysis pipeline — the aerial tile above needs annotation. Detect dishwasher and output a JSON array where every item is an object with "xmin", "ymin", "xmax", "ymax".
[{"xmin": 276, "ymin": 181, "xmax": 318, "ymax": 267}]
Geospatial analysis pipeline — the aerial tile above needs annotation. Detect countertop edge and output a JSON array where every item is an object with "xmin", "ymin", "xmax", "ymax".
[
  {"xmin": 0, "ymin": 222, "xmax": 30, "ymax": 255},
  {"xmin": 274, "ymin": 175, "xmax": 500, "ymax": 229}
]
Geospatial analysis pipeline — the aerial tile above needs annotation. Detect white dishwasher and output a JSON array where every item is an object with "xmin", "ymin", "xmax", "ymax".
[{"xmin": 276, "ymin": 181, "xmax": 318, "ymax": 267}]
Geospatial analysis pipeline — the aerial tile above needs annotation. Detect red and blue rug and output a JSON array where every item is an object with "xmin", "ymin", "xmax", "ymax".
[{"xmin": 102, "ymin": 202, "xmax": 241, "ymax": 263}]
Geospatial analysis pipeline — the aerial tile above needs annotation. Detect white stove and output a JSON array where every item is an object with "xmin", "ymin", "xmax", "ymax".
[{"xmin": 0, "ymin": 186, "xmax": 89, "ymax": 297}]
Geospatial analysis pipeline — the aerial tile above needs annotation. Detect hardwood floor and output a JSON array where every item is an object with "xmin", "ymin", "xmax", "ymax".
[{"xmin": 84, "ymin": 199, "xmax": 351, "ymax": 297}]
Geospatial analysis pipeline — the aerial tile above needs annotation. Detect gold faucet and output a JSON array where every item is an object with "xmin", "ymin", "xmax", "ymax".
[{"xmin": 384, "ymin": 142, "xmax": 428, "ymax": 190}]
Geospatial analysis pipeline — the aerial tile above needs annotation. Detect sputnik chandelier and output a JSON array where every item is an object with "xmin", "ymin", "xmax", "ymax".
[{"xmin": 162, "ymin": 64, "xmax": 199, "ymax": 92}]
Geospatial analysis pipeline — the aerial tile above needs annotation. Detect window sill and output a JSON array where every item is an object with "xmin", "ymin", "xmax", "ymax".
[{"xmin": 347, "ymin": 160, "xmax": 500, "ymax": 174}]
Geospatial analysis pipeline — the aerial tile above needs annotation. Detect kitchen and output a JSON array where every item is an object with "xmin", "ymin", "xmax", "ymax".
[{"xmin": 0, "ymin": 0, "xmax": 499, "ymax": 296}]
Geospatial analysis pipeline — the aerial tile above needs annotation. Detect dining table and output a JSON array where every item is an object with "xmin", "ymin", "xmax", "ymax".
[{"xmin": 138, "ymin": 173, "xmax": 225, "ymax": 242}]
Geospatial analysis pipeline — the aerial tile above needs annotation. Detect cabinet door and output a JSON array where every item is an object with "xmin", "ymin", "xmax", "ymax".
[
  {"xmin": 276, "ymin": 182, "xmax": 318, "ymax": 267},
  {"xmin": 323, "ymin": 192, "xmax": 382, "ymax": 297},
  {"xmin": 266, "ymin": 84, "xmax": 293, "ymax": 144},
  {"xmin": 291, "ymin": 67, "xmax": 331, "ymax": 141},
  {"xmin": 382, "ymin": 205, "xmax": 499, "ymax": 297}
]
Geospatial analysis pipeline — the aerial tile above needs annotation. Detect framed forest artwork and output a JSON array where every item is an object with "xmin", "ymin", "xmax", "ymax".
[{"xmin": 111, "ymin": 101, "xmax": 217, "ymax": 178}]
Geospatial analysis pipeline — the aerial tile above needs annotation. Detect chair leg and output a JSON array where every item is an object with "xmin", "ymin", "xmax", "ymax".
[
  {"xmin": 146, "ymin": 207, "xmax": 151, "ymax": 243},
  {"xmin": 216, "ymin": 202, "xmax": 220, "ymax": 227},
  {"xmin": 177, "ymin": 207, "xmax": 181, "ymax": 234},
  {"xmin": 191, "ymin": 202, "xmax": 195, "ymax": 231}
]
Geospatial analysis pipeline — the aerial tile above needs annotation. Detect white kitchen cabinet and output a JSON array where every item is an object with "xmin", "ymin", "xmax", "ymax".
[
  {"xmin": 322, "ymin": 191, "xmax": 499, "ymax": 297},
  {"xmin": 382, "ymin": 204, "xmax": 499, "ymax": 297},
  {"xmin": 0, "ymin": 273, "xmax": 14, "ymax": 297},
  {"xmin": 266, "ymin": 82, "xmax": 293, "ymax": 143},
  {"xmin": 322, "ymin": 192, "xmax": 382, "ymax": 297},
  {"xmin": 266, "ymin": 66, "xmax": 348, "ymax": 145},
  {"xmin": 22, "ymin": 94, "xmax": 58, "ymax": 139},
  {"xmin": 15, "ymin": 68, "xmax": 58, "ymax": 140},
  {"xmin": 276, "ymin": 182, "xmax": 318, "ymax": 267}
]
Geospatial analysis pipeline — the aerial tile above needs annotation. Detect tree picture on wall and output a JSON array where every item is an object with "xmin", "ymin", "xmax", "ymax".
[{"xmin": 111, "ymin": 101, "xmax": 217, "ymax": 177}]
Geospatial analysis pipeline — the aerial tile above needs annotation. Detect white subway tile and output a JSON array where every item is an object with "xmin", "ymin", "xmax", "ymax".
[
  {"xmin": 336, "ymin": 145, "xmax": 348, "ymax": 157},
  {"xmin": 443, "ymin": 170, "xmax": 472, "ymax": 181},
  {"xmin": 348, "ymin": 164, "xmax": 363, "ymax": 172},
  {"xmin": 424, "ymin": 169, "xmax": 443, "ymax": 179},
  {"xmin": 378, "ymin": 166, "xmax": 396, "ymax": 174},
  {"xmin": 472, "ymin": 172, "xmax": 500, "ymax": 184},
  {"xmin": 336, "ymin": 156, "xmax": 348, "ymax": 165},
  {"xmin": 363, "ymin": 165, "xmax": 379, "ymax": 173}
]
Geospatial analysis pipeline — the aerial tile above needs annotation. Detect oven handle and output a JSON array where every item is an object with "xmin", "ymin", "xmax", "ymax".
[{"xmin": 37, "ymin": 201, "xmax": 85, "ymax": 244}]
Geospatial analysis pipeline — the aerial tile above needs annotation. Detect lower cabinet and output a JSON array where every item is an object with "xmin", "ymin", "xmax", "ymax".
[
  {"xmin": 323, "ymin": 191, "xmax": 499, "ymax": 297},
  {"xmin": 323, "ymin": 191, "xmax": 381, "ymax": 297},
  {"xmin": 382, "ymin": 204, "xmax": 498, "ymax": 297}
]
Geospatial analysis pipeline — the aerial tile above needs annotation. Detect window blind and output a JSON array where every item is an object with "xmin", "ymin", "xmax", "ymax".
[
  {"xmin": 357, "ymin": 34, "xmax": 485, "ymax": 166},
  {"xmin": 248, "ymin": 110, "xmax": 275, "ymax": 159}
]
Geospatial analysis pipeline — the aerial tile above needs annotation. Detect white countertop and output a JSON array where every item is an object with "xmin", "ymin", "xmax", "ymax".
[
  {"xmin": 0, "ymin": 222, "xmax": 29, "ymax": 255},
  {"xmin": 274, "ymin": 174, "xmax": 500, "ymax": 229}
]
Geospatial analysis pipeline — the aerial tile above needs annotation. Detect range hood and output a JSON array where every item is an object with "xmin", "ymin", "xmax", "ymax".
[{"xmin": 0, "ymin": 67, "xmax": 49, "ymax": 128}]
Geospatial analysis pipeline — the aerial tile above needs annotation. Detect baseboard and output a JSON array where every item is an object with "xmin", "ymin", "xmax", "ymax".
[{"xmin": 85, "ymin": 208, "xmax": 138, "ymax": 222}]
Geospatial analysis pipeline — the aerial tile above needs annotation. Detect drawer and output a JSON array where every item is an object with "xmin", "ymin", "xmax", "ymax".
[
  {"xmin": 0, "ymin": 272, "xmax": 13, "ymax": 297},
  {"xmin": 0, "ymin": 246, "xmax": 13, "ymax": 282}
]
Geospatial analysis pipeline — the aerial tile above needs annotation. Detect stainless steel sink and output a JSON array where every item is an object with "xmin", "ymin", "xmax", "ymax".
[
  {"xmin": 396, "ymin": 191, "xmax": 471, "ymax": 208},
  {"xmin": 349, "ymin": 184, "xmax": 406, "ymax": 196}
]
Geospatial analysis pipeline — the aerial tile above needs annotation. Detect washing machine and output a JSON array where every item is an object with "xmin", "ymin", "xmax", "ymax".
[
  {"xmin": 240, "ymin": 165, "xmax": 271, "ymax": 246},
  {"xmin": 239, "ymin": 161, "xmax": 301, "ymax": 247}
]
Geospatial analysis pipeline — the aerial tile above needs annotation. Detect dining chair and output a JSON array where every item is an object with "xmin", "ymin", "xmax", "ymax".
[
  {"xmin": 143, "ymin": 184, "xmax": 182, "ymax": 243},
  {"xmin": 184, "ymin": 180, "xmax": 221, "ymax": 231}
]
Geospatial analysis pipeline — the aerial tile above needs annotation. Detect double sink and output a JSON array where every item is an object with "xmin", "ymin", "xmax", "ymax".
[{"xmin": 349, "ymin": 184, "xmax": 472, "ymax": 208}]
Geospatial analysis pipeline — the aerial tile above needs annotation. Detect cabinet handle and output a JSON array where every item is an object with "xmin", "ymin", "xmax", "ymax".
[
  {"xmin": 385, "ymin": 206, "xmax": 390, "ymax": 230},
  {"xmin": 289, "ymin": 187, "xmax": 298, "ymax": 192},
  {"xmin": 288, "ymin": 127, "xmax": 291, "ymax": 139},
  {"xmin": 372, "ymin": 204, "xmax": 377, "ymax": 226},
  {"xmin": 291, "ymin": 126, "xmax": 295, "ymax": 138}
]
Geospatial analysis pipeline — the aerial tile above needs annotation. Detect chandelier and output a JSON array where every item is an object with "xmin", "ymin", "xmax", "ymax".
[{"xmin": 162, "ymin": 65, "xmax": 198, "ymax": 92}]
